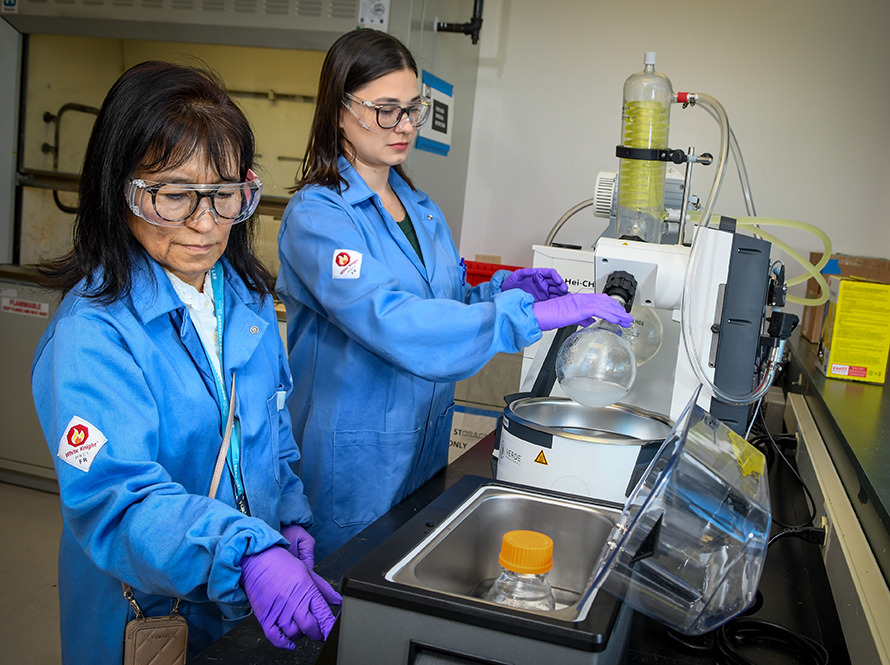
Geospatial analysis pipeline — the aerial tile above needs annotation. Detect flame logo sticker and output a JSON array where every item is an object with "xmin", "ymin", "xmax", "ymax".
[
  {"xmin": 331, "ymin": 249, "xmax": 362, "ymax": 279},
  {"xmin": 58, "ymin": 416, "xmax": 107, "ymax": 471},
  {"xmin": 67, "ymin": 424, "xmax": 89, "ymax": 447}
]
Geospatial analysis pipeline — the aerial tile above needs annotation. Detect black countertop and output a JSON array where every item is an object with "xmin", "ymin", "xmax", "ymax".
[
  {"xmin": 788, "ymin": 332, "xmax": 890, "ymax": 532},
  {"xmin": 192, "ymin": 411, "xmax": 850, "ymax": 665}
]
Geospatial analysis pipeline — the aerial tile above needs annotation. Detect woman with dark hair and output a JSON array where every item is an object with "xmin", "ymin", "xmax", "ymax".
[
  {"xmin": 32, "ymin": 61, "xmax": 340, "ymax": 665},
  {"xmin": 276, "ymin": 29, "xmax": 633, "ymax": 560}
]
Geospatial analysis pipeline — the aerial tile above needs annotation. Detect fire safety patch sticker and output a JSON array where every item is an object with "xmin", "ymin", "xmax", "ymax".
[
  {"xmin": 58, "ymin": 416, "xmax": 107, "ymax": 472},
  {"xmin": 332, "ymin": 249, "xmax": 362, "ymax": 279}
]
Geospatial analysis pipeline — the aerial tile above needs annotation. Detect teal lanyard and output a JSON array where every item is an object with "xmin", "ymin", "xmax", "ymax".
[{"xmin": 207, "ymin": 264, "xmax": 248, "ymax": 514}]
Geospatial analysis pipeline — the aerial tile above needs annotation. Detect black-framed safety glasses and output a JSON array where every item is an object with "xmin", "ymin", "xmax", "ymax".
[{"xmin": 342, "ymin": 92, "xmax": 432, "ymax": 131}]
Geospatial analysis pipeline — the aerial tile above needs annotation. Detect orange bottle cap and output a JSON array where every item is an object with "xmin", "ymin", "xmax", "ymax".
[{"xmin": 498, "ymin": 530, "xmax": 553, "ymax": 574}]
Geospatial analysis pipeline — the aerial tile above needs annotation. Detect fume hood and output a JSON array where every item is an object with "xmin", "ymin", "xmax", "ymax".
[{"xmin": 0, "ymin": 0, "xmax": 482, "ymax": 488}]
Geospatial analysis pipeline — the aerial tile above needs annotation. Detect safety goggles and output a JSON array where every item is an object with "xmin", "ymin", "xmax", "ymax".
[
  {"xmin": 342, "ymin": 93, "xmax": 432, "ymax": 131},
  {"xmin": 125, "ymin": 175, "xmax": 263, "ymax": 227}
]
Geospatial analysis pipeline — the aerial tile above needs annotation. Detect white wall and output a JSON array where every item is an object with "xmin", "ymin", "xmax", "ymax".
[
  {"xmin": 460, "ymin": 0, "xmax": 890, "ymax": 308},
  {"xmin": 396, "ymin": 0, "xmax": 481, "ymax": 247}
]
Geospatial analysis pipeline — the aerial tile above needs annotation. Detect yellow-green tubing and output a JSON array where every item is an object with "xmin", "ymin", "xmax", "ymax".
[
  {"xmin": 690, "ymin": 214, "xmax": 833, "ymax": 306},
  {"xmin": 735, "ymin": 217, "xmax": 832, "ymax": 306}
]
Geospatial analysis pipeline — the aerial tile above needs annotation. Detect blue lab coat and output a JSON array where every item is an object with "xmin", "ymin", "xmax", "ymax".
[
  {"xmin": 32, "ymin": 256, "xmax": 313, "ymax": 665},
  {"xmin": 276, "ymin": 157, "xmax": 543, "ymax": 560}
]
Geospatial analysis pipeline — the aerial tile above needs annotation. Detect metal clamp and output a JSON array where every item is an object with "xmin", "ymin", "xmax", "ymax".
[{"xmin": 122, "ymin": 582, "xmax": 181, "ymax": 620}]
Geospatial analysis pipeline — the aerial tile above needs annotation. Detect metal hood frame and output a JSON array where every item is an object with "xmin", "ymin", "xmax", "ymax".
[{"xmin": 2, "ymin": 0, "xmax": 361, "ymax": 50}]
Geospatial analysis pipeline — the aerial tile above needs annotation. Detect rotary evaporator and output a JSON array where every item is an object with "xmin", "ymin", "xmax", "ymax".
[{"xmin": 500, "ymin": 51, "xmax": 834, "ymax": 507}]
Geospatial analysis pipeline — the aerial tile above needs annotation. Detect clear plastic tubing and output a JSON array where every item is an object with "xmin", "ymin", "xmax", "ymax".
[
  {"xmin": 676, "ymin": 92, "xmax": 757, "ymax": 405},
  {"xmin": 686, "ymin": 212, "xmax": 833, "ymax": 306},
  {"xmin": 681, "ymin": 93, "xmax": 730, "ymax": 235},
  {"xmin": 616, "ymin": 52, "xmax": 674, "ymax": 244}
]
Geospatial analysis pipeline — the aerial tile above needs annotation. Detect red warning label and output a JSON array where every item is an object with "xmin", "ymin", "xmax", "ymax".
[{"xmin": 2, "ymin": 297, "xmax": 49, "ymax": 318}]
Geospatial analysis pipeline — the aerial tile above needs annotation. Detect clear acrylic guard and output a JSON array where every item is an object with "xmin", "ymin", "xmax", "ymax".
[{"xmin": 582, "ymin": 386, "xmax": 771, "ymax": 635}]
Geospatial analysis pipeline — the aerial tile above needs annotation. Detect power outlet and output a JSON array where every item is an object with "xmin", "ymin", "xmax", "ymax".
[
  {"xmin": 475, "ymin": 254, "xmax": 502, "ymax": 264},
  {"xmin": 820, "ymin": 514, "xmax": 832, "ymax": 549}
]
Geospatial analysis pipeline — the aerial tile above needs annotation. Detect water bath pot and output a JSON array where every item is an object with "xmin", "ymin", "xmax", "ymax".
[{"xmin": 496, "ymin": 397, "xmax": 673, "ymax": 503}]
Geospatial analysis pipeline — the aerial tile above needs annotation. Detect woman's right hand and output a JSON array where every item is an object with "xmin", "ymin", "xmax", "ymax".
[
  {"xmin": 240, "ymin": 547, "xmax": 342, "ymax": 648},
  {"xmin": 532, "ymin": 292, "xmax": 633, "ymax": 331}
]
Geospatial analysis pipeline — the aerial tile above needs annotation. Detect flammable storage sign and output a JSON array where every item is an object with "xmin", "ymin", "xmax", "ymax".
[{"xmin": 2, "ymin": 295, "xmax": 50, "ymax": 318}]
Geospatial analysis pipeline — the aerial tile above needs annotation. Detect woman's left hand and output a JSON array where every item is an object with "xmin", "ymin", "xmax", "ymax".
[
  {"xmin": 240, "ymin": 547, "xmax": 341, "ymax": 646},
  {"xmin": 281, "ymin": 524, "xmax": 316, "ymax": 570},
  {"xmin": 501, "ymin": 268, "xmax": 569, "ymax": 302}
]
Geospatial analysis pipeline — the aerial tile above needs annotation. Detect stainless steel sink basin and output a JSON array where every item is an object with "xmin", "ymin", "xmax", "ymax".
[
  {"xmin": 385, "ymin": 483, "xmax": 622, "ymax": 620},
  {"xmin": 337, "ymin": 477, "xmax": 633, "ymax": 663}
]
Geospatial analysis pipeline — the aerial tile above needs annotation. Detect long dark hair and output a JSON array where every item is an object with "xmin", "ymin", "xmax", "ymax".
[
  {"xmin": 296, "ymin": 29, "xmax": 419, "ymax": 193},
  {"xmin": 38, "ymin": 60, "xmax": 274, "ymax": 302}
]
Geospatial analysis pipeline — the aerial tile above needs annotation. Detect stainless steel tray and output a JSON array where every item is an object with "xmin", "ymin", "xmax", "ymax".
[{"xmin": 386, "ymin": 483, "xmax": 622, "ymax": 620}]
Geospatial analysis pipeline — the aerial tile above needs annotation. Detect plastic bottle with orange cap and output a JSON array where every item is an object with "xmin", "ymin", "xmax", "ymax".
[{"xmin": 486, "ymin": 530, "xmax": 556, "ymax": 611}]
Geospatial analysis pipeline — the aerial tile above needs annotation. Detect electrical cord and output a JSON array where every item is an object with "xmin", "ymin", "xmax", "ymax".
[
  {"xmin": 744, "ymin": 404, "xmax": 776, "ymax": 471},
  {"xmin": 668, "ymin": 612, "xmax": 830, "ymax": 665},
  {"xmin": 716, "ymin": 618, "xmax": 829, "ymax": 665},
  {"xmin": 747, "ymin": 433, "xmax": 776, "ymax": 473},
  {"xmin": 747, "ymin": 403, "xmax": 817, "ymax": 529},
  {"xmin": 768, "ymin": 526, "xmax": 826, "ymax": 549},
  {"xmin": 665, "ymin": 627, "xmax": 715, "ymax": 652}
]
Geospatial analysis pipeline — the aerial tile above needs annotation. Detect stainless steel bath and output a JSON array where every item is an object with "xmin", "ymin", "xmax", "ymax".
[
  {"xmin": 504, "ymin": 397, "xmax": 672, "ymax": 443},
  {"xmin": 386, "ymin": 483, "xmax": 622, "ymax": 619},
  {"xmin": 336, "ymin": 477, "xmax": 635, "ymax": 665}
]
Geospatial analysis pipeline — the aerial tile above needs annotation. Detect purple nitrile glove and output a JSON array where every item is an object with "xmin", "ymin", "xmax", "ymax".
[
  {"xmin": 281, "ymin": 523, "xmax": 316, "ymax": 570},
  {"xmin": 532, "ymin": 292, "xmax": 634, "ymax": 331},
  {"xmin": 279, "ymin": 525, "xmax": 339, "ymax": 613},
  {"xmin": 501, "ymin": 268, "xmax": 569, "ymax": 302},
  {"xmin": 240, "ymin": 547, "xmax": 342, "ymax": 648}
]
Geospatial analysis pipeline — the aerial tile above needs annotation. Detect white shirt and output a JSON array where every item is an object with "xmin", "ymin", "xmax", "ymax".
[{"xmin": 164, "ymin": 269, "xmax": 222, "ymax": 381}]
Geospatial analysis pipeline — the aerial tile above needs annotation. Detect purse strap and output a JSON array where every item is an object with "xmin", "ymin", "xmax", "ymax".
[
  {"xmin": 122, "ymin": 583, "xmax": 180, "ymax": 619},
  {"xmin": 209, "ymin": 373, "xmax": 237, "ymax": 500},
  {"xmin": 122, "ymin": 372, "xmax": 237, "ymax": 615}
]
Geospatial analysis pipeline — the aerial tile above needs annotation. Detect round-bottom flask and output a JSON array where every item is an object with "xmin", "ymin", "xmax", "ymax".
[
  {"xmin": 556, "ymin": 319, "xmax": 637, "ymax": 408},
  {"xmin": 625, "ymin": 305, "xmax": 663, "ymax": 366},
  {"xmin": 487, "ymin": 530, "xmax": 555, "ymax": 611}
]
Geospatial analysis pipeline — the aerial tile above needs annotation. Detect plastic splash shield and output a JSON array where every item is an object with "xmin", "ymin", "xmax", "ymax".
[{"xmin": 580, "ymin": 386, "xmax": 771, "ymax": 635}]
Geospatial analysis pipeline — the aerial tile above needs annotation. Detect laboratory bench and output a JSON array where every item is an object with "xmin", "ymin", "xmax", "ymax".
[
  {"xmin": 782, "ymin": 333, "xmax": 890, "ymax": 664},
  {"xmin": 192, "ymin": 344, "xmax": 868, "ymax": 665},
  {"xmin": 786, "ymin": 333, "xmax": 890, "ymax": 546},
  {"xmin": 3, "ymin": 262, "xmax": 884, "ymax": 663}
]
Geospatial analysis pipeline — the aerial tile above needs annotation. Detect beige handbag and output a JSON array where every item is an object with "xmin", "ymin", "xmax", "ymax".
[
  {"xmin": 121, "ymin": 375, "xmax": 237, "ymax": 665},
  {"xmin": 122, "ymin": 588, "xmax": 188, "ymax": 665}
]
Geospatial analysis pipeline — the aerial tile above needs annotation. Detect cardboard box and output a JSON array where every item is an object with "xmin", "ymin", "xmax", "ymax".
[
  {"xmin": 816, "ymin": 275, "xmax": 890, "ymax": 384},
  {"xmin": 449, "ymin": 405, "xmax": 500, "ymax": 463},
  {"xmin": 801, "ymin": 253, "xmax": 890, "ymax": 342}
]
